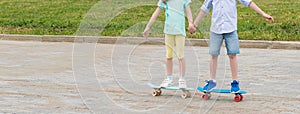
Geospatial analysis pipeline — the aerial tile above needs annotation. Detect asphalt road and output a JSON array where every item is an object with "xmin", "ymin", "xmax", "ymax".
[{"xmin": 0, "ymin": 40, "xmax": 299, "ymax": 113}]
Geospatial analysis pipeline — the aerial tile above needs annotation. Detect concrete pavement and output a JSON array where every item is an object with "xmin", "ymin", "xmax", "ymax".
[
  {"xmin": 1, "ymin": 34, "xmax": 300, "ymax": 49},
  {"xmin": 0, "ymin": 36, "xmax": 300, "ymax": 113}
]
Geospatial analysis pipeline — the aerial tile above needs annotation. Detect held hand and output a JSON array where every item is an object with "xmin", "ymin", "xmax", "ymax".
[
  {"xmin": 263, "ymin": 13, "xmax": 274, "ymax": 23},
  {"xmin": 188, "ymin": 24, "xmax": 196, "ymax": 34},
  {"xmin": 143, "ymin": 27, "xmax": 150, "ymax": 39}
]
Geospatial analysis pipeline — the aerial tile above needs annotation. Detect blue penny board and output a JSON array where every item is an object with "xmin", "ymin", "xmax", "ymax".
[
  {"xmin": 148, "ymin": 83, "xmax": 194, "ymax": 91},
  {"xmin": 197, "ymin": 86, "xmax": 246, "ymax": 94}
]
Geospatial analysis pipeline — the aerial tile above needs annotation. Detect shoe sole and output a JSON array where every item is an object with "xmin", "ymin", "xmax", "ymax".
[
  {"xmin": 231, "ymin": 90, "xmax": 240, "ymax": 93},
  {"xmin": 204, "ymin": 86, "xmax": 216, "ymax": 93}
]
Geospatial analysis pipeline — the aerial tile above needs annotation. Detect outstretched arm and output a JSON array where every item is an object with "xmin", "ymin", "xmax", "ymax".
[
  {"xmin": 249, "ymin": 2, "xmax": 274, "ymax": 23},
  {"xmin": 143, "ymin": 7, "xmax": 162, "ymax": 39}
]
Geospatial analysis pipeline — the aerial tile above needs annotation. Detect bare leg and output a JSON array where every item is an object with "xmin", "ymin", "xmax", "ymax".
[
  {"xmin": 178, "ymin": 58, "xmax": 185, "ymax": 77},
  {"xmin": 228, "ymin": 54, "xmax": 238, "ymax": 80},
  {"xmin": 210, "ymin": 55, "xmax": 218, "ymax": 80},
  {"xmin": 166, "ymin": 58, "xmax": 173, "ymax": 76}
]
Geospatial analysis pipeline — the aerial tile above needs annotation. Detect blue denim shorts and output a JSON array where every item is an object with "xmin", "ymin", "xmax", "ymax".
[{"xmin": 209, "ymin": 31, "xmax": 240, "ymax": 55}]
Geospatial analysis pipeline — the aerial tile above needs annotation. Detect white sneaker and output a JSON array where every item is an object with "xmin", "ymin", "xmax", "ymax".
[
  {"xmin": 178, "ymin": 78, "xmax": 187, "ymax": 89},
  {"xmin": 160, "ymin": 78, "xmax": 173, "ymax": 88}
]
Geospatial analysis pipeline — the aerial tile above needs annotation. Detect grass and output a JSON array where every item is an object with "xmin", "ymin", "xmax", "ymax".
[
  {"xmin": 0, "ymin": 0, "xmax": 98, "ymax": 35},
  {"xmin": 100, "ymin": 5, "xmax": 166, "ymax": 37},
  {"xmin": 236, "ymin": 0, "xmax": 300, "ymax": 41},
  {"xmin": 0, "ymin": 0, "xmax": 299, "ymax": 41}
]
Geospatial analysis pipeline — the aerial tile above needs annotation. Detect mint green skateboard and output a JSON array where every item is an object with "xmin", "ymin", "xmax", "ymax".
[{"xmin": 147, "ymin": 83, "xmax": 194, "ymax": 99}]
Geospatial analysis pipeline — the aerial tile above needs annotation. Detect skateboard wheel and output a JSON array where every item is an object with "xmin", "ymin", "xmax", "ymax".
[
  {"xmin": 240, "ymin": 94, "xmax": 243, "ymax": 101},
  {"xmin": 181, "ymin": 93, "xmax": 187, "ymax": 99},
  {"xmin": 181, "ymin": 91, "xmax": 191, "ymax": 99},
  {"xmin": 157, "ymin": 90, "xmax": 162, "ymax": 96},
  {"xmin": 234, "ymin": 95, "xmax": 242, "ymax": 102},
  {"xmin": 152, "ymin": 89, "xmax": 161, "ymax": 96},
  {"xmin": 202, "ymin": 94, "xmax": 210, "ymax": 100}
]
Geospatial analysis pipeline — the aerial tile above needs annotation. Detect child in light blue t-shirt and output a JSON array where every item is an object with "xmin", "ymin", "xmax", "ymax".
[{"xmin": 144, "ymin": 0, "xmax": 194, "ymax": 88}]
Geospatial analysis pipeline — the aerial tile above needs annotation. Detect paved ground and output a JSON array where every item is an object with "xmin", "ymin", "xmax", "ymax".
[{"xmin": 0, "ymin": 40, "xmax": 299, "ymax": 113}]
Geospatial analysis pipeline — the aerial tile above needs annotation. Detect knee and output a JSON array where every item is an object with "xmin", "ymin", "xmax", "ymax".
[
  {"xmin": 228, "ymin": 54, "xmax": 236, "ymax": 59},
  {"xmin": 167, "ymin": 58, "xmax": 173, "ymax": 60},
  {"xmin": 176, "ymin": 52, "xmax": 184, "ymax": 60},
  {"xmin": 178, "ymin": 58, "xmax": 184, "ymax": 61},
  {"xmin": 211, "ymin": 55, "xmax": 218, "ymax": 60}
]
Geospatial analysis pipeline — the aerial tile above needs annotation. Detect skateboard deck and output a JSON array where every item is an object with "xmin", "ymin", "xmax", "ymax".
[
  {"xmin": 197, "ymin": 86, "xmax": 247, "ymax": 94},
  {"xmin": 147, "ymin": 83, "xmax": 194, "ymax": 99},
  {"xmin": 148, "ymin": 83, "xmax": 194, "ymax": 90},
  {"xmin": 197, "ymin": 86, "xmax": 247, "ymax": 102}
]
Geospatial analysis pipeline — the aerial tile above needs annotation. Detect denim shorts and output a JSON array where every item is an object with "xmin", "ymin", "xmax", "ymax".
[{"xmin": 209, "ymin": 31, "xmax": 240, "ymax": 55}]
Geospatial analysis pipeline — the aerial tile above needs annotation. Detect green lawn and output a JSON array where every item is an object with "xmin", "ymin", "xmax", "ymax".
[
  {"xmin": 0, "ymin": 0, "xmax": 98, "ymax": 35},
  {"xmin": 0, "ymin": 0, "xmax": 299, "ymax": 41}
]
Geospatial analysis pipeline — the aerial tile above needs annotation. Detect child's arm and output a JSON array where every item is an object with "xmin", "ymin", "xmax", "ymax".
[
  {"xmin": 192, "ymin": 0, "xmax": 212, "ymax": 34},
  {"xmin": 143, "ymin": 7, "xmax": 162, "ymax": 39},
  {"xmin": 190, "ymin": 9, "xmax": 207, "ymax": 34},
  {"xmin": 185, "ymin": 5, "xmax": 195, "ymax": 34},
  {"xmin": 249, "ymin": 2, "xmax": 274, "ymax": 23},
  {"xmin": 194, "ymin": 9, "xmax": 207, "ymax": 28}
]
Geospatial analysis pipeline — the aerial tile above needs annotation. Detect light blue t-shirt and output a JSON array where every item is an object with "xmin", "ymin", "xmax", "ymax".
[
  {"xmin": 158, "ymin": 0, "xmax": 192, "ymax": 37},
  {"xmin": 201, "ymin": 0, "xmax": 252, "ymax": 34}
]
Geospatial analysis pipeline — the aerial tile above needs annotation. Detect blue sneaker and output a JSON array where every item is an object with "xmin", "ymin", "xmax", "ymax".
[
  {"xmin": 231, "ymin": 80, "xmax": 240, "ymax": 93},
  {"xmin": 203, "ymin": 80, "xmax": 216, "ymax": 92}
]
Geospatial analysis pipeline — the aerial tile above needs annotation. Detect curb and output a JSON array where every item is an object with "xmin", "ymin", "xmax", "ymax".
[{"xmin": 1, "ymin": 34, "xmax": 299, "ymax": 50}]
